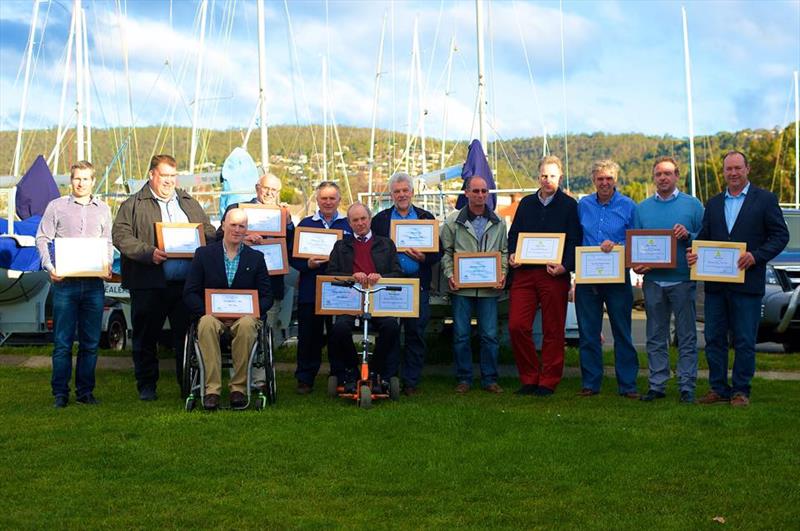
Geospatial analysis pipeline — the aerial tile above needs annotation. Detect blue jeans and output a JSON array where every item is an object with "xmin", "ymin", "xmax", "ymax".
[
  {"xmin": 643, "ymin": 281, "xmax": 698, "ymax": 394},
  {"xmin": 576, "ymin": 278, "xmax": 639, "ymax": 394},
  {"xmin": 387, "ymin": 289, "xmax": 431, "ymax": 387},
  {"xmin": 704, "ymin": 290, "xmax": 761, "ymax": 397},
  {"xmin": 451, "ymin": 294, "xmax": 499, "ymax": 387},
  {"xmin": 51, "ymin": 278, "xmax": 104, "ymax": 398}
]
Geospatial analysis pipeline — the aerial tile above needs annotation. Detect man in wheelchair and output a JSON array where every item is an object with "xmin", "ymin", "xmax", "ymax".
[
  {"xmin": 327, "ymin": 203, "xmax": 403, "ymax": 392},
  {"xmin": 183, "ymin": 208, "xmax": 273, "ymax": 410}
]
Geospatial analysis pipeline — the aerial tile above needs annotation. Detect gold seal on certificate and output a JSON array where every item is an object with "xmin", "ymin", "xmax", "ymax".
[
  {"xmin": 252, "ymin": 239, "xmax": 289, "ymax": 276},
  {"xmin": 625, "ymin": 229, "xmax": 676, "ymax": 268},
  {"xmin": 514, "ymin": 232, "xmax": 565, "ymax": 265},
  {"xmin": 204, "ymin": 289, "xmax": 260, "ymax": 319},
  {"xmin": 575, "ymin": 246, "xmax": 625, "ymax": 284},
  {"xmin": 239, "ymin": 204, "xmax": 286, "ymax": 237},
  {"xmin": 690, "ymin": 240, "xmax": 746, "ymax": 283},
  {"xmin": 371, "ymin": 278, "xmax": 420, "ymax": 318},
  {"xmin": 155, "ymin": 222, "xmax": 205, "ymax": 258},
  {"xmin": 453, "ymin": 252, "xmax": 501, "ymax": 288},
  {"xmin": 315, "ymin": 276, "xmax": 362, "ymax": 316},
  {"xmin": 390, "ymin": 220, "xmax": 439, "ymax": 252},
  {"xmin": 54, "ymin": 237, "xmax": 109, "ymax": 277},
  {"xmin": 293, "ymin": 227, "xmax": 343, "ymax": 259}
]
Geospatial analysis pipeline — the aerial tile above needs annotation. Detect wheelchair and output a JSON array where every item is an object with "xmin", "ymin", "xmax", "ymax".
[{"xmin": 180, "ymin": 318, "xmax": 277, "ymax": 411}]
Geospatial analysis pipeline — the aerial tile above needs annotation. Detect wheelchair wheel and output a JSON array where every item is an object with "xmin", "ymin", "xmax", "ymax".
[
  {"xmin": 255, "ymin": 394, "xmax": 267, "ymax": 411},
  {"xmin": 358, "ymin": 385, "xmax": 372, "ymax": 409},
  {"xmin": 185, "ymin": 396, "xmax": 196, "ymax": 412},
  {"xmin": 180, "ymin": 322, "xmax": 199, "ymax": 399},
  {"xmin": 260, "ymin": 324, "xmax": 277, "ymax": 406},
  {"xmin": 327, "ymin": 375, "xmax": 338, "ymax": 397},
  {"xmin": 389, "ymin": 377, "xmax": 401, "ymax": 401}
]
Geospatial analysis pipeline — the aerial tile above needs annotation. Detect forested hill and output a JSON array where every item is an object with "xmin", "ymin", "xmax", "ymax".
[{"xmin": 0, "ymin": 124, "xmax": 796, "ymax": 204}]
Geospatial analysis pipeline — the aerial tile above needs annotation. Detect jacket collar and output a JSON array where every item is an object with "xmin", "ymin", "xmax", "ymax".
[
  {"xmin": 137, "ymin": 183, "xmax": 192, "ymax": 202},
  {"xmin": 456, "ymin": 205, "xmax": 500, "ymax": 225}
]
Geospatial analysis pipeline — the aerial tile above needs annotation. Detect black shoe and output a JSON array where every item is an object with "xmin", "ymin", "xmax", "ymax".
[
  {"xmin": 76, "ymin": 393, "xmax": 99, "ymax": 405},
  {"xmin": 203, "ymin": 393, "xmax": 220, "ymax": 411},
  {"xmin": 229, "ymin": 391, "xmax": 247, "ymax": 409},
  {"xmin": 640, "ymin": 390, "xmax": 666, "ymax": 402},
  {"xmin": 514, "ymin": 384, "xmax": 538, "ymax": 395},
  {"xmin": 679, "ymin": 391, "xmax": 695, "ymax": 404},
  {"xmin": 138, "ymin": 387, "xmax": 157, "ymax": 401},
  {"xmin": 54, "ymin": 395, "xmax": 68, "ymax": 408},
  {"xmin": 533, "ymin": 387, "xmax": 554, "ymax": 397}
]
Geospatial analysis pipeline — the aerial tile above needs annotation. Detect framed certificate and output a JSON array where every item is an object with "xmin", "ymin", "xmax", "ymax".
[
  {"xmin": 453, "ymin": 252, "xmax": 501, "ymax": 288},
  {"xmin": 371, "ymin": 278, "xmax": 420, "ymax": 318},
  {"xmin": 204, "ymin": 289, "xmax": 260, "ymax": 319},
  {"xmin": 54, "ymin": 237, "xmax": 109, "ymax": 277},
  {"xmin": 390, "ymin": 219, "xmax": 439, "ymax": 252},
  {"xmin": 625, "ymin": 229, "xmax": 676, "ymax": 268},
  {"xmin": 155, "ymin": 222, "xmax": 205, "ymax": 258},
  {"xmin": 315, "ymin": 275, "xmax": 362, "ymax": 316},
  {"xmin": 514, "ymin": 232, "xmax": 566, "ymax": 265},
  {"xmin": 293, "ymin": 227, "xmax": 343, "ymax": 259},
  {"xmin": 575, "ymin": 246, "xmax": 625, "ymax": 284},
  {"xmin": 240, "ymin": 204, "xmax": 286, "ymax": 237},
  {"xmin": 690, "ymin": 240, "xmax": 746, "ymax": 283},
  {"xmin": 252, "ymin": 239, "xmax": 289, "ymax": 276}
]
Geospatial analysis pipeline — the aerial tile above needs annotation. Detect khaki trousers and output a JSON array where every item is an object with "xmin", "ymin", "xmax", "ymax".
[{"xmin": 197, "ymin": 315, "xmax": 260, "ymax": 395}]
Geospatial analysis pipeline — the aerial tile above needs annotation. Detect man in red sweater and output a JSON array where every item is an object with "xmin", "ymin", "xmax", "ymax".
[{"xmin": 326, "ymin": 203, "xmax": 403, "ymax": 389}]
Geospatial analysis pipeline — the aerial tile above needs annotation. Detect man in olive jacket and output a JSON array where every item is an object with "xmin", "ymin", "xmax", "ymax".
[
  {"xmin": 440, "ymin": 175, "xmax": 508, "ymax": 394},
  {"xmin": 112, "ymin": 154, "xmax": 217, "ymax": 401}
]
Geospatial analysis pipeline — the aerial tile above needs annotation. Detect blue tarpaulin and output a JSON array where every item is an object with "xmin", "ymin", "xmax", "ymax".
[
  {"xmin": 219, "ymin": 147, "xmax": 259, "ymax": 213},
  {"xmin": 0, "ymin": 216, "xmax": 44, "ymax": 271},
  {"xmin": 454, "ymin": 139, "xmax": 496, "ymax": 211}
]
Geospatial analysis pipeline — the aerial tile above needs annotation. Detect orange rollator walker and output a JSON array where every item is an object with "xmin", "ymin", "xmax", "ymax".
[{"xmin": 327, "ymin": 280, "xmax": 401, "ymax": 408}]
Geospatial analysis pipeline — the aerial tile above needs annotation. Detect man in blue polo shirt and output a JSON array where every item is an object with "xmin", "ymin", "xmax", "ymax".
[{"xmin": 576, "ymin": 159, "xmax": 639, "ymax": 399}]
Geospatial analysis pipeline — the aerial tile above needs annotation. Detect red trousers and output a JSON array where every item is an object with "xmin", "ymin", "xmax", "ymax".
[{"xmin": 508, "ymin": 268, "xmax": 569, "ymax": 390}]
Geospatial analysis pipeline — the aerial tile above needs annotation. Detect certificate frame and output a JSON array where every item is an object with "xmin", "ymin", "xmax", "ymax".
[
  {"xmin": 371, "ymin": 278, "xmax": 420, "ymax": 318},
  {"xmin": 54, "ymin": 237, "xmax": 109, "ymax": 278},
  {"xmin": 239, "ymin": 204, "xmax": 287, "ymax": 237},
  {"xmin": 625, "ymin": 229, "xmax": 677, "ymax": 268},
  {"xmin": 390, "ymin": 219, "xmax": 439, "ymax": 252},
  {"xmin": 204, "ymin": 289, "xmax": 260, "ymax": 319},
  {"xmin": 453, "ymin": 252, "xmax": 502, "ymax": 289},
  {"xmin": 689, "ymin": 240, "xmax": 746, "ymax": 283},
  {"xmin": 575, "ymin": 246, "xmax": 626, "ymax": 284},
  {"xmin": 293, "ymin": 227, "xmax": 344, "ymax": 259},
  {"xmin": 252, "ymin": 239, "xmax": 289, "ymax": 276},
  {"xmin": 315, "ymin": 275, "xmax": 362, "ymax": 316},
  {"xmin": 155, "ymin": 222, "xmax": 205, "ymax": 258},
  {"xmin": 514, "ymin": 232, "xmax": 566, "ymax": 265}
]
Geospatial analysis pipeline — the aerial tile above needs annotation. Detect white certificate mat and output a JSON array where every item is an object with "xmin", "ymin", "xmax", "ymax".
[
  {"xmin": 54, "ymin": 237, "xmax": 109, "ymax": 277},
  {"xmin": 315, "ymin": 276, "xmax": 362, "ymax": 315},
  {"xmin": 204, "ymin": 289, "xmax": 260, "ymax": 318},
  {"xmin": 293, "ymin": 228, "xmax": 343, "ymax": 259},
  {"xmin": 390, "ymin": 220, "xmax": 439, "ymax": 252},
  {"xmin": 156, "ymin": 223, "xmax": 205, "ymax": 257},
  {"xmin": 371, "ymin": 278, "xmax": 420, "ymax": 318},
  {"xmin": 454, "ymin": 252, "xmax": 501, "ymax": 288},
  {"xmin": 575, "ymin": 246, "xmax": 625, "ymax": 284},
  {"xmin": 240, "ymin": 204, "xmax": 285, "ymax": 236},
  {"xmin": 625, "ymin": 230, "xmax": 676, "ymax": 268},
  {"xmin": 690, "ymin": 240, "xmax": 746, "ymax": 283},
  {"xmin": 515, "ymin": 233, "xmax": 565, "ymax": 264},
  {"xmin": 252, "ymin": 240, "xmax": 289, "ymax": 275}
]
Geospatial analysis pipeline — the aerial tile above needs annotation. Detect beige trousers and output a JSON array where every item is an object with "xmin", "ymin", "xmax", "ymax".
[{"xmin": 197, "ymin": 315, "xmax": 260, "ymax": 395}]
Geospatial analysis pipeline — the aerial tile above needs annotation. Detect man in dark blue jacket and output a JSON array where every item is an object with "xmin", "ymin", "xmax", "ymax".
[
  {"xmin": 184, "ymin": 208, "xmax": 273, "ymax": 410},
  {"xmin": 688, "ymin": 151, "xmax": 789, "ymax": 407},
  {"xmin": 371, "ymin": 172, "xmax": 441, "ymax": 395},
  {"xmin": 289, "ymin": 181, "xmax": 352, "ymax": 394}
]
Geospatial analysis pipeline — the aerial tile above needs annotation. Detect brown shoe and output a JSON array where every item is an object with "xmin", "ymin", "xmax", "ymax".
[
  {"xmin": 455, "ymin": 383, "xmax": 470, "ymax": 394},
  {"xmin": 577, "ymin": 388, "xmax": 599, "ymax": 397},
  {"xmin": 483, "ymin": 383, "xmax": 504, "ymax": 394},
  {"xmin": 730, "ymin": 393, "xmax": 750, "ymax": 407},
  {"xmin": 697, "ymin": 391, "xmax": 730, "ymax": 405},
  {"xmin": 296, "ymin": 382, "xmax": 313, "ymax": 395},
  {"xmin": 621, "ymin": 391, "xmax": 641, "ymax": 400},
  {"xmin": 403, "ymin": 386, "xmax": 419, "ymax": 397},
  {"xmin": 229, "ymin": 391, "xmax": 247, "ymax": 409},
  {"xmin": 203, "ymin": 393, "xmax": 220, "ymax": 411}
]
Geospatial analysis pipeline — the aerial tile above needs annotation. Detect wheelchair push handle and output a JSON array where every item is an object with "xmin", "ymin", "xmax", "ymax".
[{"xmin": 331, "ymin": 279, "xmax": 402, "ymax": 295}]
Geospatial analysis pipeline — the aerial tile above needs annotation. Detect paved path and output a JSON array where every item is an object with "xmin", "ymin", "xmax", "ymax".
[{"xmin": 3, "ymin": 355, "xmax": 799, "ymax": 381}]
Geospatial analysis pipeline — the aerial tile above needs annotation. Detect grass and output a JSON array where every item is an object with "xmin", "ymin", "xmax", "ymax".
[{"xmin": 1, "ymin": 367, "xmax": 798, "ymax": 529}]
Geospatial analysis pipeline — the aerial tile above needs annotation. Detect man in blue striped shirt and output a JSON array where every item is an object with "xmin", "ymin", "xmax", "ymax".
[{"xmin": 576, "ymin": 159, "xmax": 640, "ymax": 399}]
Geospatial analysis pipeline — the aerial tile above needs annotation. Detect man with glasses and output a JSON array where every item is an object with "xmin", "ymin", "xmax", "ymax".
[
  {"xmin": 507, "ymin": 155, "xmax": 582, "ymax": 396},
  {"xmin": 36, "ymin": 161, "xmax": 112, "ymax": 408},
  {"xmin": 113, "ymin": 154, "xmax": 217, "ymax": 401},
  {"xmin": 289, "ymin": 181, "xmax": 352, "ymax": 394},
  {"xmin": 441, "ymin": 175, "xmax": 508, "ymax": 394}
]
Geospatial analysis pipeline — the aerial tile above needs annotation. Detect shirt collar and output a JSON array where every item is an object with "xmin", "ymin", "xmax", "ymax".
[
  {"xmin": 725, "ymin": 182, "xmax": 750, "ymax": 199},
  {"xmin": 538, "ymin": 189, "xmax": 557, "ymax": 205},
  {"xmin": 466, "ymin": 207, "xmax": 487, "ymax": 221},
  {"xmin": 594, "ymin": 189, "xmax": 617, "ymax": 206},
  {"xmin": 150, "ymin": 186, "xmax": 176, "ymax": 204},
  {"xmin": 654, "ymin": 188, "xmax": 680, "ymax": 202},
  {"xmin": 223, "ymin": 242, "xmax": 244, "ymax": 258},
  {"xmin": 392, "ymin": 205, "xmax": 415, "ymax": 218},
  {"xmin": 355, "ymin": 231, "xmax": 372, "ymax": 242},
  {"xmin": 69, "ymin": 194, "xmax": 98, "ymax": 206},
  {"xmin": 312, "ymin": 209, "xmax": 340, "ymax": 224}
]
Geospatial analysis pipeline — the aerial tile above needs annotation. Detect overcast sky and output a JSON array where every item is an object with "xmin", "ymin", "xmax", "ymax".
[{"xmin": 1, "ymin": 0, "xmax": 798, "ymax": 142}]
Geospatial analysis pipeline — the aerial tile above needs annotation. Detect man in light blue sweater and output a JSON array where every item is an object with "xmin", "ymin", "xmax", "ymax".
[{"xmin": 634, "ymin": 156, "xmax": 704, "ymax": 403}]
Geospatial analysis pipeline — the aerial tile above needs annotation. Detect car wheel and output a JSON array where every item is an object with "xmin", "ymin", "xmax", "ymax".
[{"xmin": 100, "ymin": 311, "xmax": 127, "ymax": 351}]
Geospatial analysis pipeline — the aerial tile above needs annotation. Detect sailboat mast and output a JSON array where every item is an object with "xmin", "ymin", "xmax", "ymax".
[
  {"xmin": 256, "ymin": 0, "xmax": 269, "ymax": 173},
  {"xmin": 322, "ymin": 56, "xmax": 328, "ymax": 181},
  {"xmin": 405, "ymin": 18, "xmax": 418, "ymax": 174},
  {"xmin": 415, "ymin": 26, "xmax": 427, "ymax": 175},
  {"xmin": 794, "ymin": 70, "xmax": 799, "ymax": 209},
  {"xmin": 475, "ymin": 0, "xmax": 487, "ymax": 148},
  {"xmin": 368, "ymin": 12, "xmax": 387, "ymax": 207},
  {"xmin": 189, "ymin": 0, "xmax": 209, "ymax": 175},
  {"xmin": 440, "ymin": 36, "xmax": 455, "ymax": 169},
  {"xmin": 53, "ymin": 5, "xmax": 76, "ymax": 175},
  {"xmin": 682, "ymin": 6, "xmax": 697, "ymax": 198},
  {"xmin": 13, "ymin": 0, "xmax": 41, "ymax": 178},
  {"xmin": 82, "ymin": 9, "xmax": 92, "ymax": 163},
  {"xmin": 74, "ymin": 0, "xmax": 85, "ymax": 161}
]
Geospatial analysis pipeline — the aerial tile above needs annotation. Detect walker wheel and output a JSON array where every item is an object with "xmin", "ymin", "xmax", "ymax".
[
  {"xmin": 358, "ymin": 385, "xmax": 372, "ymax": 409},
  {"xmin": 327, "ymin": 375, "xmax": 339, "ymax": 398}
]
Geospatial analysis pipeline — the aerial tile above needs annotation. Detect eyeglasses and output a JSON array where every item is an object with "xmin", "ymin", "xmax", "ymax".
[{"xmin": 469, "ymin": 188, "xmax": 489, "ymax": 194}]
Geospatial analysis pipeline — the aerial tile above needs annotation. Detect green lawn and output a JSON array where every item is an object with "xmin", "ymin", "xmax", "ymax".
[{"xmin": 2, "ymin": 367, "xmax": 798, "ymax": 529}]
